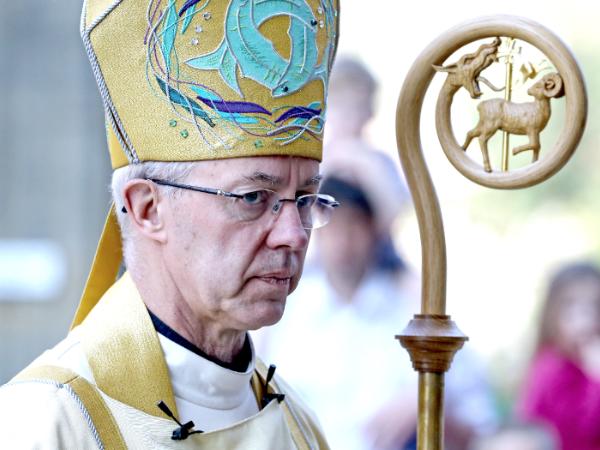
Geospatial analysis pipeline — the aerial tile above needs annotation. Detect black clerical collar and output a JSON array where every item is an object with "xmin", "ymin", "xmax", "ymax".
[{"xmin": 148, "ymin": 309, "xmax": 252, "ymax": 373}]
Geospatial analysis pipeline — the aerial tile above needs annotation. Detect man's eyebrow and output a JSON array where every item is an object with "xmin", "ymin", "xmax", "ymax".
[
  {"xmin": 241, "ymin": 172, "xmax": 322, "ymax": 187},
  {"xmin": 243, "ymin": 172, "xmax": 283, "ymax": 186},
  {"xmin": 303, "ymin": 174, "xmax": 322, "ymax": 187}
]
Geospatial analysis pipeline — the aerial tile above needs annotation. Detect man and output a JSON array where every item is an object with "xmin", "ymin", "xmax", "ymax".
[{"xmin": 0, "ymin": 0, "xmax": 339, "ymax": 447}]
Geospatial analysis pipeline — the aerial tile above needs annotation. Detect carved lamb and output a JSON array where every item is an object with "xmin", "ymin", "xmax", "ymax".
[{"xmin": 462, "ymin": 72, "xmax": 564, "ymax": 172}]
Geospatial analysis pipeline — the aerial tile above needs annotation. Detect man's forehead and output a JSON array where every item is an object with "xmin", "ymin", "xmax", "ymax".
[{"xmin": 196, "ymin": 156, "xmax": 321, "ymax": 186}]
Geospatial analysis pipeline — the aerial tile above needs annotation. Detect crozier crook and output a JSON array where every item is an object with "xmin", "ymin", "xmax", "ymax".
[{"xmin": 394, "ymin": 16, "xmax": 586, "ymax": 450}]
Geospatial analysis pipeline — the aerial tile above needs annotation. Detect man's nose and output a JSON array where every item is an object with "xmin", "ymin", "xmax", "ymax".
[{"xmin": 265, "ymin": 200, "xmax": 309, "ymax": 250}]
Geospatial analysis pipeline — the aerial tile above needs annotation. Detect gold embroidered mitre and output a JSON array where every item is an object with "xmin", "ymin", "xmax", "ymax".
[{"xmin": 82, "ymin": 0, "xmax": 339, "ymax": 168}]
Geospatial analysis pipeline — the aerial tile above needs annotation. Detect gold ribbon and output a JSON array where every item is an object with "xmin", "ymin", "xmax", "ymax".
[{"xmin": 71, "ymin": 204, "xmax": 123, "ymax": 329}]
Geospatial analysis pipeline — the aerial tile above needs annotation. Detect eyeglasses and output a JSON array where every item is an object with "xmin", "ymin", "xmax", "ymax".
[{"xmin": 143, "ymin": 178, "xmax": 340, "ymax": 230}]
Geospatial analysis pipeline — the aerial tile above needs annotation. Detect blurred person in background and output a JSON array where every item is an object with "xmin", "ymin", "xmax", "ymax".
[
  {"xmin": 469, "ymin": 422, "xmax": 557, "ymax": 450},
  {"xmin": 322, "ymin": 56, "xmax": 410, "ymax": 289},
  {"xmin": 322, "ymin": 56, "xmax": 378, "ymax": 150},
  {"xmin": 518, "ymin": 262, "xmax": 600, "ymax": 450}
]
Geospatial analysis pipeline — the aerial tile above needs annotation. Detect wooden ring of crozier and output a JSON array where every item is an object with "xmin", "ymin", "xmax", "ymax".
[{"xmin": 429, "ymin": 16, "xmax": 587, "ymax": 189}]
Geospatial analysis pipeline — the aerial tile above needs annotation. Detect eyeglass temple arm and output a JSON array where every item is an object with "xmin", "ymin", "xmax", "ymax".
[{"xmin": 147, "ymin": 179, "xmax": 243, "ymax": 199}]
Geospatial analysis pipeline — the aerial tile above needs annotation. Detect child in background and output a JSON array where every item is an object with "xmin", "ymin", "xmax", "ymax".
[{"xmin": 518, "ymin": 262, "xmax": 600, "ymax": 450}]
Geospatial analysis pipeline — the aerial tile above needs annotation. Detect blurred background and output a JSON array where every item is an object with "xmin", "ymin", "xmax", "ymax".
[
  {"xmin": 0, "ymin": 1, "xmax": 110, "ymax": 380},
  {"xmin": 2, "ymin": 1, "xmax": 600, "ymax": 449}
]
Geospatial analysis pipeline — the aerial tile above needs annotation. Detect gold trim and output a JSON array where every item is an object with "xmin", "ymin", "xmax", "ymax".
[
  {"xmin": 71, "ymin": 205, "xmax": 123, "ymax": 329},
  {"xmin": 13, "ymin": 365, "xmax": 127, "ymax": 450},
  {"xmin": 255, "ymin": 360, "xmax": 313, "ymax": 450}
]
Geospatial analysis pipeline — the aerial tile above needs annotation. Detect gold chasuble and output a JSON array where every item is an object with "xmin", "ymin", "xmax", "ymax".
[{"xmin": 7, "ymin": 274, "xmax": 328, "ymax": 449}]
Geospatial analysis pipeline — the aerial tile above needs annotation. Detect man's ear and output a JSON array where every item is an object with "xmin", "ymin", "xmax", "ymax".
[{"xmin": 122, "ymin": 179, "xmax": 168, "ymax": 243}]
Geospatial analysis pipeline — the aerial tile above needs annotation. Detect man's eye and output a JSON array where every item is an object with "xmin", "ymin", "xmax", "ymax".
[
  {"xmin": 296, "ymin": 195, "xmax": 316, "ymax": 209},
  {"xmin": 241, "ymin": 190, "xmax": 267, "ymax": 205}
]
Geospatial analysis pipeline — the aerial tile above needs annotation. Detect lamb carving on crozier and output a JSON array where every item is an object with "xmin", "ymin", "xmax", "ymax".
[{"xmin": 462, "ymin": 72, "xmax": 564, "ymax": 172}]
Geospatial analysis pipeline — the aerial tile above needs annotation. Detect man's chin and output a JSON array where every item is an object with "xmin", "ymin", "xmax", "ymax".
[
  {"xmin": 238, "ymin": 278, "xmax": 291, "ymax": 329},
  {"xmin": 245, "ymin": 299, "xmax": 287, "ymax": 330}
]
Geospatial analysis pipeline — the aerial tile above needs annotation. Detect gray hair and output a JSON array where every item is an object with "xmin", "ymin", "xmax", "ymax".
[{"xmin": 111, "ymin": 161, "xmax": 198, "ymax": 266}]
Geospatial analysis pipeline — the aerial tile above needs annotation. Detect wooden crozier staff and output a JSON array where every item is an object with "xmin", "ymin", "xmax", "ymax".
[{"xmin": 395, "ymin": 16, "xmax": 587, "ymax": 450}]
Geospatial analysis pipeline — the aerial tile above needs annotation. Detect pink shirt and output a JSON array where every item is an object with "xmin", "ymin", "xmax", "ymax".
[{"xmin": 518, "ymin": 346, "xmax": 600, "ymax": 450}]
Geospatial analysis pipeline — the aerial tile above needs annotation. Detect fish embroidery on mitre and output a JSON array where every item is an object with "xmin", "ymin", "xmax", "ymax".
[{"xmin": 146, "ymin": 0, "xmax": 337, "ymax": 149}]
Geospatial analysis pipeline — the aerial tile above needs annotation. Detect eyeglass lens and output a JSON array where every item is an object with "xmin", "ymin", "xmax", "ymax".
[{"xmin": 232, "ymin": 190, "xmax": 334, "ymax": 229}]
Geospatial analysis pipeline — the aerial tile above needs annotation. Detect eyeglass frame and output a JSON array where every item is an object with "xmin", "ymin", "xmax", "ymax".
[{"xmin": 121, "ymin": 178, "xmax": 340, "ymax": 230}]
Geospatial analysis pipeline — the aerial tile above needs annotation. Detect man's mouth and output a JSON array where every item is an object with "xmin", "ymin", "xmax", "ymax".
[{"xmin": 257, "ymin": 276, "xmax": 291, "ymax": 286}]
